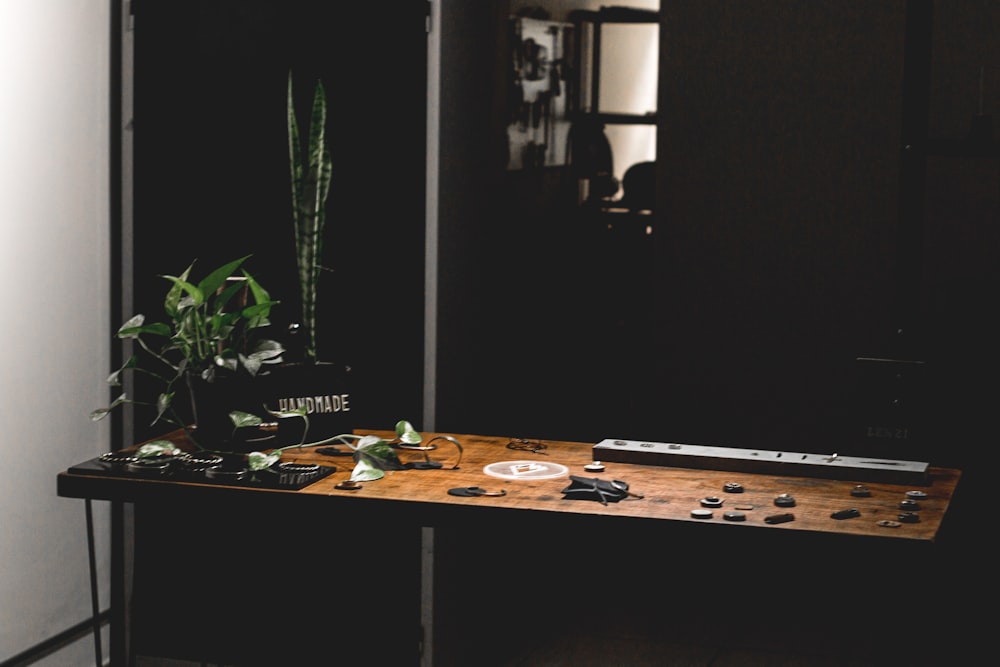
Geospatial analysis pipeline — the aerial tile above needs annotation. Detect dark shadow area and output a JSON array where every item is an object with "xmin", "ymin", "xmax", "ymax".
[{"xmin": 131, "ymin": 0, "xmax": 427, "ymax": 440}]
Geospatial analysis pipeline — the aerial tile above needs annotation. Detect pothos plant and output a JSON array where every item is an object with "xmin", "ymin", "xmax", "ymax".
[
  {"xmin": 126, "ymin": 420, "xmax": 424, "ymax": 483},
  {"xmin": 248, "ymin": 418, "xmax": 423, "ymax": 481},
  {"xmin": 90, "ymin": 255, "xmax": 285, "ymax": 446},
  {"xmin": 90, "ymin": 254, "xmax": 423, "ymax": 482}
]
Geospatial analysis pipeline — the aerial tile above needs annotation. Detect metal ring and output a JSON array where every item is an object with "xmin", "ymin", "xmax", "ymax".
[
  {"xmin": 99, "ymin": 451, "xmax": 137, "ymax": 468},
  {"xmin": 424, "ymin": 435, "xmax": 464, "ymax": 470}
]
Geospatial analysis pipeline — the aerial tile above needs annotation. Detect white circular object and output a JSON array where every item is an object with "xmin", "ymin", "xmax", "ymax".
[{"xmin": 483, "ymin": 460, "xmax": 570, "ymax": 480}]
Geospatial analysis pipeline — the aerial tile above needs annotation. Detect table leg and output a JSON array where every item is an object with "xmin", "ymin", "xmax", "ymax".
[{"xmin": 85, "ymin": 499, "xmax": 103, "ymax": 666}]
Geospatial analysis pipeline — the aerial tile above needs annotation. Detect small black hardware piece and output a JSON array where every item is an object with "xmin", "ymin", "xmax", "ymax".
[{"xmin": 774, "ymin": 493, "xmax": 796, "ymax": 507}]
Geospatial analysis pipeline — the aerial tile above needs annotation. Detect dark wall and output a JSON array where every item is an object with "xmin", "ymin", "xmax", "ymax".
[
  {"xmin": 434, "ymin": 0, "xmax": 999, "ymax": 485},
  {"xmin": 131, "ymin": 0, "xmax": 427, "ymax": 436},
  {"xmin": 656, "ymin": 1, "xmax": 906, "ymax": 453}
]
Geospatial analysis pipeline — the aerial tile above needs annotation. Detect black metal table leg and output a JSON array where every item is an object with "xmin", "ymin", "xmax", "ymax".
[{"xmin": 85, "ymin": 499, "xmax": 103, "ymax": 667}]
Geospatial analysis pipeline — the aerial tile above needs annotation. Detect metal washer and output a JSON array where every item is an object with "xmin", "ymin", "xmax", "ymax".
[{"xmin": 774, "ymin": 493, "xmax": 796, "ymax": 507}]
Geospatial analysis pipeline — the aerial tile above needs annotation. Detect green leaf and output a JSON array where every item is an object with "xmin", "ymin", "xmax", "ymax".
[
  {"xmin": 161, "ymin": 274, "xmax": 204, "ymax": 307},
  {"xmin": 197, "ymin": 255, "xmax": 251, "ymax": 299},
  {"xmin": 154, "ymin": 392, "xmax": 174, "ymax": 423},
  {"xmin": 248, "ymin": 451, "xmax": 279, "ymax": 471},
  {"xmin": 243, "ymin": 270, "xmax": 272, "ymax": 308},
  {"xmin": 395, "ymin": 420, "xmax": 422, "ymax": 445},
  {"xmin": 117, "ymin": 315, "xmax": 172, "ymax": 340},
  {"xmin": 349, "ymin": 457, "xmax": 385, "ymax": 482},
  {"xmin": 107, "ymin": 356, "xmax": 138, "ymax": 386},
  {"xmin": 214, "ymin": 279, "xmax": 247, "ymax": 312},
  {"xmin": 163, "ymin": 263, "xmax": 195, "ymax": 318},
  {"xmin": 229, "ymin": 411, "xmax": 264, "ymax": 428},
  {"xmin": 136, "ymin": 440, "xmax": 181, "ymax": 458},
  {"xmin": 354, "ymin": 437, "xmax": 405, "ymax": 472},
  {"xmin": 117, "ymin": 314, "xmax": 144, "ymax": 335},
  {"xmin": 91, "ymin": 394, "xmax": 129, "ymax": 421},
  {"xmin": 238, "ymin": 353, "xmax": 263, "ymax": 376}
]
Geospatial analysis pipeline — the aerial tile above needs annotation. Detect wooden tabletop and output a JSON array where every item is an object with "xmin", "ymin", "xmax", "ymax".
[{"xmin": 58, "ymin": 429, "xmax": 960, "ymax": 543}]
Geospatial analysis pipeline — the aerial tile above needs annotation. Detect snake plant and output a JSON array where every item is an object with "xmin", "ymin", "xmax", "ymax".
[{"xmin": 287, "ymin": 73, "xmax": 333, "ymax": 364}]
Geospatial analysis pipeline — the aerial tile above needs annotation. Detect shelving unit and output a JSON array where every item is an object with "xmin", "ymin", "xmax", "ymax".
[
  {"xmin": 570, "ymin": 5, "xmax": 659, "ymax": 125},
  {"xmin": 568, "ymin": 6, "xmax": 659, "ymax": 215}
]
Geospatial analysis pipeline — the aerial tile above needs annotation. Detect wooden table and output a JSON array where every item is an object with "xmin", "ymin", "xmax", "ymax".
[{"xmin": 58, "ymin": 429, "xmax": 963, "ymax": 666}]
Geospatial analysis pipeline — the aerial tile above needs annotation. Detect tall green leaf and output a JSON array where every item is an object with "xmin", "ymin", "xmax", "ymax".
[{"xmin": 287, "ymin": 72, "xmax": 332, "ymax": 363}]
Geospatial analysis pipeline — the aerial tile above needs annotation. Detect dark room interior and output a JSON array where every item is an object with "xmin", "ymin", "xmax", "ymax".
[{"xmin": 48, "ymin": 1, "xmax": 998, "ymax": 666}]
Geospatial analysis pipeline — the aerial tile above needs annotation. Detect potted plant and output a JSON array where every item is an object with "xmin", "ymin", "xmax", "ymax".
[
  {"xmin": 90, "ymin": 254, "xmax": 431, "ymax": 483},
  {"xmin": 287, "ymin": 72, "xmax": 332, "ymax": 365},
  {"xmin": 91, "ymin": 255, "xmax": 286, "ymax": 452}
]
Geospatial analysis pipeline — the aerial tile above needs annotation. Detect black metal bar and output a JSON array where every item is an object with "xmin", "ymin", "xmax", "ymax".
[{"xmin": 86, "ymin": 500, "xmax": 104, "ymax": 666}]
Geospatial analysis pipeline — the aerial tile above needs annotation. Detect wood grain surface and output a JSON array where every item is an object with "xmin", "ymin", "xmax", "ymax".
[{"xmin": 60, "ymin": 429, "xmax": 960, "ymax": 542}]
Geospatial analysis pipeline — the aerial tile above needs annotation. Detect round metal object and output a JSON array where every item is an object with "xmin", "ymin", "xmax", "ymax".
[
  {"xmin": 583, "ymin": 461, "xmax": 606, "ymax": 473},
  {"xmin": 335, "ymin": 480, "xmax": 363, "ymax": 491},
  {"xmin": 898, "ymin": 512, "xmax": 920, "ymax": 523},
  {"xmin": 774, "ymin": 493, "xmax": 796, "ymax": 507},
  {"xmin": 126, "ymin": 459, "xmax": 171, "ymax": 476},
  {"xmin": 878, "ymin": 519, "xmax": 902, "ymax": 528},
  {"xmin": 690, "ymin": 509, "xmax": 713, "ymax": 519},
  {"xmin": 99, "ymin": 451, "xmax": 137, "ymax": 469},
  {"xmin": 723, "ymin": 511, "xmax": 746, "ymax": 522},
  {"xmin": 448, "ymin": 486, "xmax": 508, "ymax": 497},
  {"xmin": 178, "ymin": 452, "xmax": 224, "ymax": 472},
  {"xmin": 851, "ymin": 484, "xmax": 871, "ymax": 498},
  {"xmin": 906, "ymin": 490, "xmax": 928, "ymax": 500},
  {"xmin": 899, "ymin": 499, "xmax": 920, "ymax": 511},
  {"xmin": 700, "ymin": 496, "xmax": 724, "ymax": 508},
  {"xmin": 205, "ymin": 466, "xmax": 246, "ymax": 482},
  {"xmin": 723, "ymin": 482, "xmax": 744, "ymax": 494}
]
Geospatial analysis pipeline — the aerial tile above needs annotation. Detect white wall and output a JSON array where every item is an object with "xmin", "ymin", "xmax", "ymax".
[{"xmin": 0, "ymin": 1, "xmax": 112, "ymax": 664}]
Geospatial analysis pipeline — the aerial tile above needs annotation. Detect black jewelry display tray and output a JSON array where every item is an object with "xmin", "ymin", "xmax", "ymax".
[{"xmin": 67, "ymin": 457, "xmax": 337, "ymax": 491}]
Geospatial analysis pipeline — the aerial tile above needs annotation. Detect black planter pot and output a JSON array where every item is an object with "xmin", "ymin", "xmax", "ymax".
[
  {"xmin": 185, "ymin": 362, "xmax": 353, "ymax": 452},
  {"xmin": 185, "ymin": 372, "xmax": 276, "ymax": 453},
  {"xmin": 258, "ymin": 361, "xmax": 354, "ymax": 447}
]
